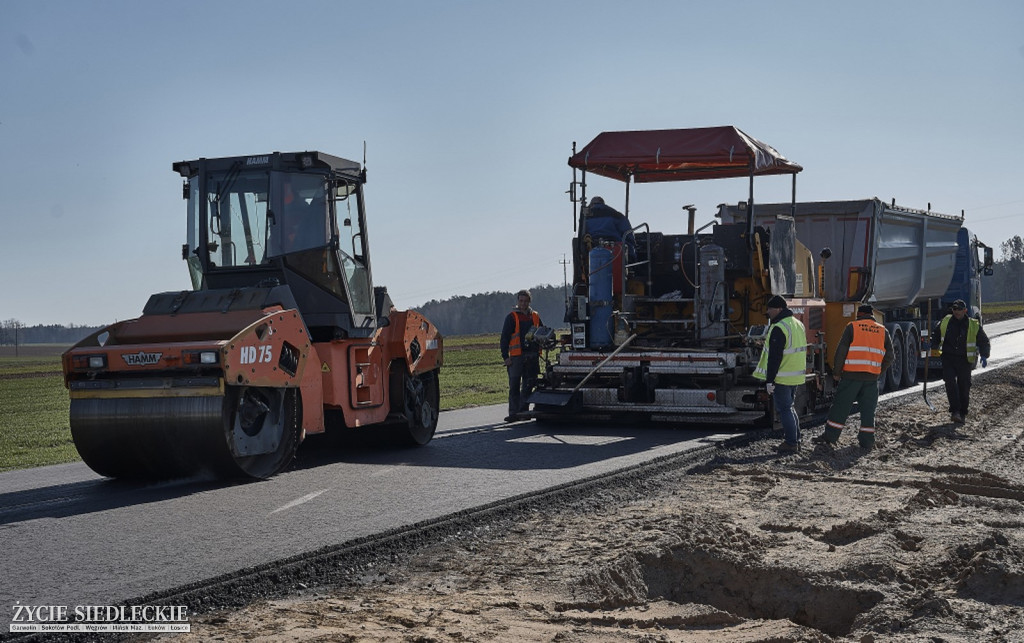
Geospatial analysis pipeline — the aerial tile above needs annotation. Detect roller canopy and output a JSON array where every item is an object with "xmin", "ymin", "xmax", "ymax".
[{"xmin": 568, "ymin": 126, "xmax": 802, "ymax": 183}]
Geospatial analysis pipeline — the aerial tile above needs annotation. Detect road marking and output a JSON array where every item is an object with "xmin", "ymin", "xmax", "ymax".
[{"xmin": 270, "ymin": 489, "xmax": 328, "ymax": 514}]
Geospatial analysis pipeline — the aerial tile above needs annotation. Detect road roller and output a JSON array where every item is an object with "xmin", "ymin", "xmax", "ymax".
[{"xmin": 62, "ymin": 151, "xmax": 443, "ymax": 479}]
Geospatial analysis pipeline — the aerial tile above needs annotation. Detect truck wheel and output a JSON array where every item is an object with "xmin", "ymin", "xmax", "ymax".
[
  {"xmin": 399, "ymin": 370, "xmax": 439, "ymax": 446},
  {"xmin": 901, "ymin": 325, "xmax": 919, "ymax": 387},
  {"xmin": 885, "ymin": 325, "xmax": 904, "ymax": 391}
]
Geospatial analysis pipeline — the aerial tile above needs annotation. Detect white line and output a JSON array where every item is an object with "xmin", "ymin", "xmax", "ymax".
[{"xmin": 270, "ymin": 489, "xmax": 328, "ymax": 514}]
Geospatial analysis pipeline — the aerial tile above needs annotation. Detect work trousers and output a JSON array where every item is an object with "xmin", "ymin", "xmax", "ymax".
[
  {"xmin": 823, "ymin": 377, "xmax": 879, "ymax": 448},
  {"xmin": 941, "ymin": 354, "xmax": 974, "ymax": 417},
  {"xmin": 507, "ymin": 353, "xmax": 539, "ymax": 417},
  {"xmin": 772, "ymin": 384, "xmax": 800, "ymax": 445}
]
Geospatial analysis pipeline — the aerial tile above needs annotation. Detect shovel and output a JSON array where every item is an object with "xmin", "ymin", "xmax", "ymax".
[
  {"xmin": 922, "ymin": 299, "xmax": 936, "ymax": 411},
  {"xmin": 529, "ymin": 334, "xmax": 637, "ymax": 408}
]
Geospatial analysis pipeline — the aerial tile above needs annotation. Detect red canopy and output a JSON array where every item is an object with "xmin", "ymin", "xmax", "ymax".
[{"xmin": 568, "ymin": 126, "xmax": 802, "ymax": 183}]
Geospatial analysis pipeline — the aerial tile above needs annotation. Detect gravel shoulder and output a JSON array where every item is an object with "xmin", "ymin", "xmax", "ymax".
[{"xmin": 164, "ymin": 362, "xmax": 1024, "ymax": 642}]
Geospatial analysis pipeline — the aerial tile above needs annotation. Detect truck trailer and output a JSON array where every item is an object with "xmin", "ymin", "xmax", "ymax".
[
  {"xmin": 529, "ymin": 126, "xmax": 832, "ymax": 425},
  {"xmin": 718, "ymin": 198, "xmax": 993, "ymax": 392}
]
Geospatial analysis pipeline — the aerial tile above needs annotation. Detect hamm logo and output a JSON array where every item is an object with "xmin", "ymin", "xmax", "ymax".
[{"xmin": 122, "ymin": 351, "xmax": 162, "ymax": 366}]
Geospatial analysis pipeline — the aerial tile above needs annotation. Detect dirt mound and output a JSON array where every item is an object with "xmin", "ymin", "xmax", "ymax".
[{"xmin": 166, "ymin": 363, "xmax": 1024, "ymax": 642}]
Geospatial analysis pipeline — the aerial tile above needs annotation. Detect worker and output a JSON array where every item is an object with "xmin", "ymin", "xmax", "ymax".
[
  {"xmin": 753, "ymin": 295, "xmax": 807, "ymax": 453},
  {"xmin": 280, "ymin": 177, "xmax": 327, "ymax": 252},
  {"xmin": 582, "ymin": 196, "xmax": 636, "ymax": 261},
  {"xmin": 931, "ymin": 299, "xmax": 990, "ymax": 424},
  {"xmin": 811, "ymin": 304, "xmax": 894, "ymax": 451},
  {"xmin": 500, "ymin": 289, "xmax": 543, "ymax": 422}
]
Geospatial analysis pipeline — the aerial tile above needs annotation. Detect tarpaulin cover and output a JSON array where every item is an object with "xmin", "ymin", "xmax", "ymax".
[{"xmin": 568, "ymin": 126, "xmax": 802, "ymax": 183}]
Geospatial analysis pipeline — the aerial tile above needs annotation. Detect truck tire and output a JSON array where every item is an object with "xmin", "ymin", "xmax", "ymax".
[
  {"xmin": 900, "ymin": 323, "xmax": 919, "ymax": 388},
  {"xmin": 885, "ymin": 325, "xmax": 904, "ymax": 391}
]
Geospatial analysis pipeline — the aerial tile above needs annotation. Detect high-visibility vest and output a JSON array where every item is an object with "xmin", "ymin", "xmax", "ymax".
[
  {"xmin": 843, "ymin": 319, "xmax": 887, "ymax": 375},
  {"xmin": 508, "ymin": 310, "xmax": 541, "ymax": 357},
  {"xmin": 754, "ymin": 315, "xmax": 807, "ymax": 385},
  {"xmin": 938, "ymin": 315, "xmax": 981, "ymax": 364}
]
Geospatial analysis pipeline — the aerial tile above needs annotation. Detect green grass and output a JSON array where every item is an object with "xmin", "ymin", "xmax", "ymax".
[
  {"xmin": 439, "ymin": 335, "xmax": 506, "ymax": 410},
  {"xmin": 0, "ymin": 335, "xmax": 514, "ymax": 472},
  {"xmin": 0, "ymin": 374, "xmax": 78, "ymax": 471},
  {"xmin": 984, "ymin": 300, "xmax": 1024, "ymax": 315}
]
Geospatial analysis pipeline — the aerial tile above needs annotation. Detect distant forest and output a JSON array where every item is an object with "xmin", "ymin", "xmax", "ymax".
[
  {"xmin": 0, "ymin": 322, "xmax": 104, "ymax": 346},
  {"xmin": 5, "ymin": 237, "xmax": 1024, "ymax": 346},
  {"xmin": 413, "ymin": 284, "xmax": 568, "ymax": 337},
  {"xmin": 0, "ymin": 285, "xmax": 570, "ymax": 347}
]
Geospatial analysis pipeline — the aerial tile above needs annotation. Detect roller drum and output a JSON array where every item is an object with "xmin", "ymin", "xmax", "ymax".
[{"xmin": 70, "ymin": 387, "xmax": 299, "ymax": 480}]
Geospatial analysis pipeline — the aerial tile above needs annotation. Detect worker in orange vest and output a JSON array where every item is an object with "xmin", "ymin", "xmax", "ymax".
[
  {"xmin": 500, "ymin": 289, "xmax": 543, "ymax": 422},
  {"xmin": 811, "ymin": 304, "xmax": 894, "ymax": 451}
]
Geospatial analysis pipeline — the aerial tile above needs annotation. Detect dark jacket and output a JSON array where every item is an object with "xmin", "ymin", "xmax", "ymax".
[
  {"xmin": 764, "ymin": 309, "xmax": 794, "ymax": 383},
  {"xmin": 583, "ymin": 203, "xmax": 636, "ymax": 259},
  {"xmin": 931, "ymin": 315, "xmax": 990, "ymax": 360}
]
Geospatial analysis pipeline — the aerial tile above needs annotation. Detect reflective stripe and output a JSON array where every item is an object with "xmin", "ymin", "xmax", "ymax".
[
  {"xmin": 844, "ymin": 319, "xmax": 887, "ymax": 375},
  {"xmin": 753, "ymin": 315, "xmax": 807, "ymax": 385},
  {"xmin": 509, "ymin": 310, "xmax": 541, "ymax": 357},
  {"xmin": 938, "ymin": 315, "xmax": 981, "ymax": 364}
]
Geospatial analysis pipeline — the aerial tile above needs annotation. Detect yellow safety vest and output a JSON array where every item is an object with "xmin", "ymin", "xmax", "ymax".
[
  {"xmin": 754, "ymin": 315, "xmax": 807, "ymax": 385},
  {"xmin": 938, "ymin": 315, "xmax": 981, "ymax": 365}
]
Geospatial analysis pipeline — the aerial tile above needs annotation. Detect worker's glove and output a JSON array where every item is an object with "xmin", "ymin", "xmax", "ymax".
[
  {"xmin": 765, "ymin": 383, "xmax": 776, "ymax": 395},
  {"xmin": 981, "ymin": 357, "xmax": 988, "ymax": 368}
]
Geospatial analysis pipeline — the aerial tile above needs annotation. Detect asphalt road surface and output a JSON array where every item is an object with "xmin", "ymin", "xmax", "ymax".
[{"xmin": 2, "ymin": 317, "xmax": 1023, "ymax": 631}]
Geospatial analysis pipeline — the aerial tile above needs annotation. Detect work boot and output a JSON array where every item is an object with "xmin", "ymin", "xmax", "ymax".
[
  {"xmin": 950, "ymin": 412, "xmax": 963, "ymax": 424},
  {"xmin": 811, "ymin": 434, "xmax": 837, "ymax": 446},
  {"xmin": 776, "ymin": 441, "xmax": 800, "ymax": 454}
]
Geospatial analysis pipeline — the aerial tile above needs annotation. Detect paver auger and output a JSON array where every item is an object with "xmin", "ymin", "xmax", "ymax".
[{"xmin": 62, "ymin": 151, "xmax": 442, "ymax": 479}]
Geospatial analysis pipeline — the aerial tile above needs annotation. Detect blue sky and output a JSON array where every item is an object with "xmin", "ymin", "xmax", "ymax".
[{"xmin": 3, "ymin": 0, "xmax": 1023, "ymax": 326}]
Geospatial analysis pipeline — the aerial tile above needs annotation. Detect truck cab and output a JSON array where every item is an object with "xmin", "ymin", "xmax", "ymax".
[{"xmin": 942, "ymin": 227, "xmax": 994, "ymax": 321}]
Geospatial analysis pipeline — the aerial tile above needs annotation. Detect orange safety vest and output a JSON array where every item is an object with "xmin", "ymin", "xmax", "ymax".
[
  {"xmin": 843, "ymin": 319, "xmax": 887, "ymax": 375},
  {"xmin": 509, "ymin": 310, "xmax": 541, "ymax": 357}
]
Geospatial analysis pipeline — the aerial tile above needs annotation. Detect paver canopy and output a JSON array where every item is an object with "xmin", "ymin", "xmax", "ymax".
[{"xmin": 568, "ymin": 126, "xmax": 802, "ymax": 183}]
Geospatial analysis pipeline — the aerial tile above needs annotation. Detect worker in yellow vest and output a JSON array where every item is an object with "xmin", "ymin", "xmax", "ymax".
[
  {"xmin": 754, "ymin": 295, "xmax": 807, "ymax": 453},
  {"xmin": 930, "ymin": 299, "xmax": 990, "ymax": 424},
  {"xmin": 811, "ymin": 304, "xmax": 894, "ymax": 451}
]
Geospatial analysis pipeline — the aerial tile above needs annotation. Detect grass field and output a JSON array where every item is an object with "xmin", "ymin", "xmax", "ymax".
[{"xmin": 0, "ymin": 336, "xmax": 511, "ymax": 472}]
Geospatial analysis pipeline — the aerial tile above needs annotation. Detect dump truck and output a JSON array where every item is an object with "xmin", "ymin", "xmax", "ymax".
[
  {"xmin": 718, "ymin": 198, "xmax": 993, "ymax": 392},
  {"xmin": 62, "ymin": 151, "xmax": 443, "ymax": 479},
  {"xmin": 529, "ymin": 126, "xmax": 832, "ymax": 425}
]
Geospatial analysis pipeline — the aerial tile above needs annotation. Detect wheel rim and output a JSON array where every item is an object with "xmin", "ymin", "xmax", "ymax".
[
  {"xmin": 888, "ymin": 329, "xmax": 903, "ymax": 390},
  {"xmin": 227, "ymin": 387, "xmax": 299, "ymax": 479},
  {"xmin": 404, "ymin": 372, "xmax": 439, "ymax": 445},
  {"xmin": 902, "ymin": 330, "xmax": 919, "ymax": 386}
]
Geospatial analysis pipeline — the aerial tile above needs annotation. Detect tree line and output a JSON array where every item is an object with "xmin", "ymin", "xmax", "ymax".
[
  {"xmin": 0, "ymin": 320, "xmax": 104, "ymax": 346},
  {"xmin": 4, "ymin": 234, "xmax": 1022, "ymax": 345},
  {"xmin": 413, "ymin": 285, "xmax": 568, "ymax": 336},
  {"xmin": 982, "ymin": 235, "xmax": 1024, "ymax": 303}
]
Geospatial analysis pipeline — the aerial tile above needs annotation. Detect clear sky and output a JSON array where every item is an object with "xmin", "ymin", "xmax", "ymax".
[{"xmin": 3, "ymin": 0, "xmax": 1023, "ymax": 326}]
